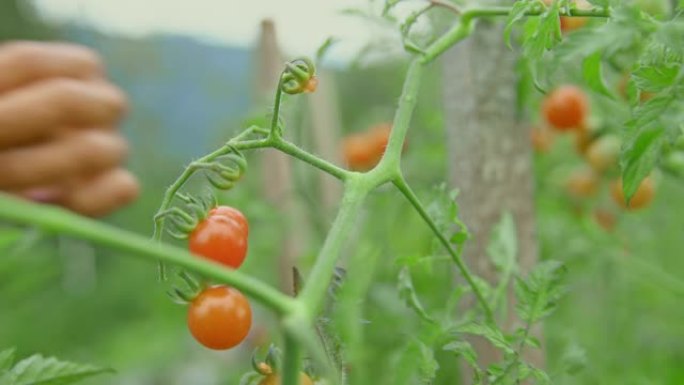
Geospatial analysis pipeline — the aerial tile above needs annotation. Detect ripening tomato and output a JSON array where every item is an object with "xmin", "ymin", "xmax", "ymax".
[
  {"xmin": 565, "ymin": 168, "xmax": 599, "ymax": 198},
  {"xmin": 189, "ymin": 206, "xmax": 248, "ymax": 269},
  {"xmin": 542, "ymin": 85, "xmax": 589, "ymax": 131},
  {"xmin": 611, "ymin": 177, "xmax": 655, "ymax": 210},
  {"xmin": 187, "ymin": 286, "xmax": 252, "ymax": 350},
  {"xmin": 560, "ymin": 16, "xmax": 588, "ymax": 32},
  {"xmin": 258, "ymin": 373, "xmax": 314, "ymax": 385},
  {"xmin": 593, "ymin": 208, "xmax": 617, "ymax": 231},
  {"xmin": 343, "ymin": 133, "xmax": 377, "ymax": 171},
  {"xmin": 586, "ymin": 135, "xmax": 621, "ymax": 172},
  {"xmin": 530, "ymin": 126, "xmax": 554, "ymax": 153}
]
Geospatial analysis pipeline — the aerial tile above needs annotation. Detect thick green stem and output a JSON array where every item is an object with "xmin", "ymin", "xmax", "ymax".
[
  {"xmin": 392, "ymin": 177, "xmax": 496, "ymax": 324},
  {"xmin": 375, "ymin": 59, "xmax": 424, "ymax": 175},
  {"xmin": 281, "ymin": 333, "xmax": 301, "ymax": 385},
  {"xmin": 0, "ymin": 193, "xmax": 295, "ymax": 314},
  {"xmin": 299, "ymin": 177, "xmax": 369, "ymax": 319}
]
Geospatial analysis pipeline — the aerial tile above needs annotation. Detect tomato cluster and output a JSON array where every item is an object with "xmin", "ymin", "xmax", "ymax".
[
  {"xmin": 535, "ymin": 84, "xmax": 657, "ymax": 230},
  {"xmin": 170, "ymin": 204, "xmax": 254, "ymax": 350},
  {"xmin": 342, "ymin": 122, "xmax": 406, "ymax": 171}
]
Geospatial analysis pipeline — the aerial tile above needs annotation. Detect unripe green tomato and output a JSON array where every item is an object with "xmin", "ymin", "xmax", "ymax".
[{"xmin": 629, "ymin": 0, "xmax": 671, "ymax": 18}]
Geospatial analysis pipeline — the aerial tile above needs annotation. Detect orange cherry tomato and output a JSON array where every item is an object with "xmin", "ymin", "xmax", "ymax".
[
  {"xmin": 187, "ymin": 286, "xmax": 252, "ymax": 350},
  {"xmin": 611, "ymin": 177, "xmax": 655, "ymax": 210},
  {"xmin": 542, "ymin": 85, "xmax": 589, "ymax": 131},
  {"xmin": 189, "ymin": 206, "xmax": 248, "ymax": 269},
  {"xmin": 342, "ymin": 133, "xmax": 377, "ymax": 171},
  {"xmin": 565, "ymin": 168, "xmax": 599, "ymax": 198},
  {"xmin": 530, "ymin": 126, "xmax": 554, "ymax": 153}
]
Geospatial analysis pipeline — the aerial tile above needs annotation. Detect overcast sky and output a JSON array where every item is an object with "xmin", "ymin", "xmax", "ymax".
[{"xmin": 32, "ymin": 0, "xmax": 391, "ymax": 60}]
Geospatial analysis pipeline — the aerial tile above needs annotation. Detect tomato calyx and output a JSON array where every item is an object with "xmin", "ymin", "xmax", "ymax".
[
  {"xmin": 167, "ymin": 270, "xmax": 207, "ymax": 305},
  {"xmin": 252, "ymin": 345, "xmax": 281, "ymax": 375}
]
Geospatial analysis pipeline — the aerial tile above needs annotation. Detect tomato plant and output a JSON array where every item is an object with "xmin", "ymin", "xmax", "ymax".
[{"xmin": 187, "ymin": 285, "xmax": 252, "ymax": 350}]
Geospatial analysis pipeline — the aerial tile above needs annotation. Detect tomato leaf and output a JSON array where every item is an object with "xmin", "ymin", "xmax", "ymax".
[
  {"xmin": 582, "ymin": 52, "xmax": 613, "ymax": 98},
  {"xmin": 620, "ymin": 95, "xmax": 675, "ymax": 199},
  {"xmin": 443, "ymin": 340, "xmax": 479, "ymax": 367},
  {"xmin": 504, "ymin": 0, "xmax": 537, "ymax": 49},
  {"xmin": 0, "ymin": 348, "xmax": 16, "ymax": 374},
  {"xmin": 398, "ymin": 267, "xmax": 436, "ymax": 324},
  {"xmin": 487, "ymin": 212, "xmax": 518, "ymax": 274},
  {"xmin": 2, "ymin": 354, "xmax": 112, "ymax": 385},
  {"xmin": 632, "ymin": 64, "xmax": 680, "ymax": 92},
  {"xmin": 417, "ymin": 342, "xmax": 439, "ymax": 383},
  {"xmin": 455, "ymin": 322, "xmax": 514, "ymax": 354},
  {"xmin": 514, "ymin": 260, "xmax": 567, "ymax": 323},
  {"xmin": 523, "ymin": 1, "xmax": 562, "ymax": 61}
]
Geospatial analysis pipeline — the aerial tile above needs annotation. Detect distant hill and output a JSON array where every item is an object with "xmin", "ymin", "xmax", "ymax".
[{"xmin": 62, "ymin": 26, "xmax": 254, "ymax": 159}]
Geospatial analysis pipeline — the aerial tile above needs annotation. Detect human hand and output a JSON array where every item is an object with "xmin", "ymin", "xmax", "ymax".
[{"xmin": 0, "ymin": 41, "xmax": 139, "ymax": 217}]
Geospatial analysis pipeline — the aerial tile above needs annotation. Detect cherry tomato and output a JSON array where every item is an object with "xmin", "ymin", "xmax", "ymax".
[
  {"xmin": 189, "ymin": 206, "xmax": 248, "ymax": 269},
  {"xmin": 369, "ymin": 123, "xmax": 407, "ymax": 155},
  {"xmin": 565, "ymin": 168, "xmax": 599, "ymax": 198},
  {"xmin": 208, "ymin": 205, "xmax": 249, "ymax": 236},
  {"xmin": 611, "ymin": 177, "xmax": 655, "ymax": 210},
  {"xmin": 593, "ymin": 208, "xmax": 617, "ymax": 231},
  {"xmin": 187, "ymin": 285, "xmax": 252, "ymax": 350},
  {"xmin": 560, "ymin": 16, "xmax": 588, "ymax": 32},
  {"xmin": 542, "ymin": 85, "xmax": 589, "ymax": 131},
  {"xmin": 342, "ymin": 133, "xmax": 377, "ymax": 171},
  {"xmin": 586, "ymin": 135, "xmax": 621, "ymax": 172},
  {"xmin": 258, "ymin": 373, "xmax": 314, "ymax": 385}
]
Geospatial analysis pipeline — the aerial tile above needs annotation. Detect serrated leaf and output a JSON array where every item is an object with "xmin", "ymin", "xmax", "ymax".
[
  {"xmin": 582, "ymin": 52, "xmax": 613, "ymax": 97},
  {"xmin": 417, "ymin": 342, "xmax": 439, "ymax": 383},
  {"xmin": 398, "ymin": 268, "xmax": 436, "ymax": 324},
  {"xmin": 0, "ymin": 348, "xmax": 16, "ymax": 374},
  {"xmin": 487, "ymin": 213, "xmax": 518, "ymax": 273},
  {"xmin": 443, "ymin": 340, "xmax": 479, "ymax": 368},
  {"xmin": 456, "ymin": 323, "xmax": 514, "ymax": 354},
  {"xmin": 505, "ymin": 0, "xmax": 537, "ymax": 49},
  {"xmin": 621, "ymin": 95, "xmax": 675, "ymax": 199},
  {"xmin": 523, "ymin": 2, "xmax": 562, "ymax": 61},
  {"xmin": 515, "ymin": 260, "xmax": 567, "ymax": 323},
  {"xmin": 5, "ymin": 354, "xmax": 112, "ymax": 385},
  {"xmin": 632, "ymin": 65, "xmax": 679, "ymax": 92}
]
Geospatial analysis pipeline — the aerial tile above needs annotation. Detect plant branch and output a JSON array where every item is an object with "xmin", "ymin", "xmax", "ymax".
[
  {"xmin": 392, "ymin": 176, "xmax": 496, "ymax": 325},
  {"xmin": 0, "ymin": 193, "xmax": 295, "ymax": 314},
  {"xmin": 281, "ymin": 333, "xmax": 301, "ymax": 385}
]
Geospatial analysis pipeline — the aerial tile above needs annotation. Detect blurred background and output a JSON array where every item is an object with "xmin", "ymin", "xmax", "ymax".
[{"xmin": 1, "ymin": 1, "xmax": 683, "ymax": 384}]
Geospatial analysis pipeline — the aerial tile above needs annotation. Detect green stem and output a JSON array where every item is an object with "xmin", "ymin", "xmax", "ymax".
[
  {"xmin": 281, "ymin": 333, "xmax": 301, "ymax": 385},
  {"xmin": 375, "ymin": 59, "xmax": 423, "ymax": 175},
  {"xmin": 272, "ymin": 137, "xmax": 350, "ymax": 181},
  {"xmin": 299, "ymin": 177, "xmax": 369, "ymax": 319},
  {"xmin": 0, "ymin": 193, "xmax": 295, "ymax": 314},
  {"xmin": 392, "ymin": 177, "xmax": 496, "ymax": 325},
  {"xmin": 271, "ymin": 79, "xmax": 285, "ymax": 138}
]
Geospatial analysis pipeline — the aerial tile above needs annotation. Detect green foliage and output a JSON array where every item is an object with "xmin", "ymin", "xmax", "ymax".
[
  {"xmin": 515, "ymin": 261, "xmax": 567, "ymax": 323},
  {"xmin": 0, "ymin": 350, "xmax": 112, "ymax": 385}
]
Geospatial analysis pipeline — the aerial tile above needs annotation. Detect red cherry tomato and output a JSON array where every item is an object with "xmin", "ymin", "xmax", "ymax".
[
  {"xmin": 189, "ymin": 206, "xmax": 248, "ymax": 269},
  {"xmin": 542, "ymin": 85, "xmax": 589, "ymax": 131},
  {"xmin": 187, "ymin": 286, "xmax": 252, "ymax": 350}
]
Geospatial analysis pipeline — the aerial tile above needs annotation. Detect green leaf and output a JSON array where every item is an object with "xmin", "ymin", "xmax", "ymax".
[
  {"xmin": 523, "ymin": 1, "xmax": 562, "ymax": 61},
  {"xmin": 456, "ymin": 323, "xmax": 514, "ymax": 354},
  {"xmin": 620, "ymin": 95, "xmax": 675, "ymax": 199},
  {"xmin": 0, "ymin": 348, "xmax": 16, "ymax": 374},
  {"xmin": 398, "ymin": 267, "xmax": 436, "ymax": 324},
  {"xmin": 582, "ymin": 52, "xmax": 613, "ymax": 97},
  {"xmin": 315, "ymin": 37, "xmax": 337, "ymax": 63},
  {"xmin": 238, "ymin": 372, "xmax": 262, "ymax": 385},
  {"xmin": 417, "ymin": 342, "xmax": 439, "ymax": 383},
  {"xmin": 3, "ymin": 354, "xmax": 112, "ymax": 385},
  {"xmin": 504, "ymin": 0, "xmax": 537, "ymax": 49},
  {"xmin": 515, "ymin": 260, "xmax": 567, "ymax": 323},
  {"xmin": 443, "ymin": 340, "xmax": 479, "ymax": 368},
  {"xmin": 632, "ymin": 64, "xmax": 680, "ymax": 92},
  {"xmin": 487, "ymin": 212, "xmax": 518, "ymax": 274}
]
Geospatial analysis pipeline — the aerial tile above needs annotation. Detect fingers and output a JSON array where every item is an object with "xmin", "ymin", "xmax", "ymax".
[
  {"xmin": 0, "ymin": 131, "xmax": 129, "ymax": 190},
  {"xmin": 0, "ymin": 78, "xmax": 128, "ymax": 149},
  {"xmin": 0, "ymin": 41, "xmax": 104, "ymax": 94},
  {"xmin": 57, "ymin": 168, "xmax": 140, "ymax": 217}
]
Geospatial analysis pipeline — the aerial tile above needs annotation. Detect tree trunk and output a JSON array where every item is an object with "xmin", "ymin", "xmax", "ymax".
[{"xmin": 441, "ymin": 18, "xmax": 543, "ymax": 381}]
